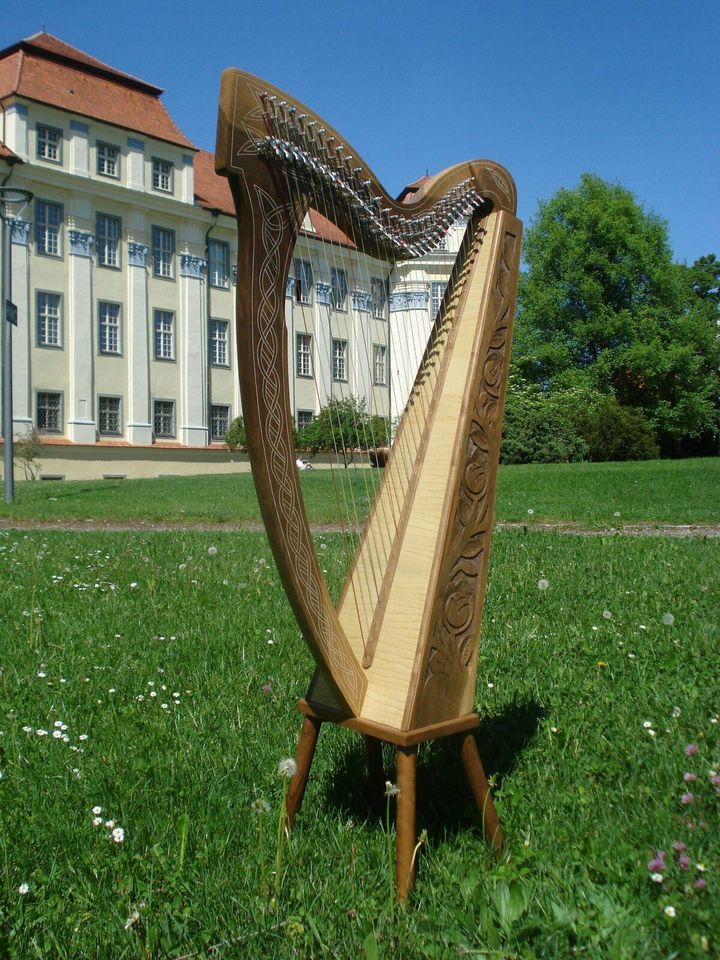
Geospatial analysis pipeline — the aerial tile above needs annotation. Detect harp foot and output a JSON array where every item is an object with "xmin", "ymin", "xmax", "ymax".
[
  {"xmin": 396, "ymin": 745, "xmax": 418, "ymax": 903},
  {"xmin": 458, "ymin": 731, "xmax": 504, "ymax": 856},
  {"xmin": 285, "ymin": 715, "xmax": 322, "ymax": 828}
]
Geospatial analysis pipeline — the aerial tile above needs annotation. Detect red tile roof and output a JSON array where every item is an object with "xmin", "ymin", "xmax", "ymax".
[
  {"xmin": 0, "ymin": 140, "xmax": 20, "ymax": 162},
  {"xmin": 0, "ymin": 33, "xmax": 194, "ymax": 149},
  {"xmin": 194, "ymin": 149, "xmax": 356, "ymax": 248},
  {"xmin": 397, "ymin": 174, "xmax": 430, "ymax": 205}
]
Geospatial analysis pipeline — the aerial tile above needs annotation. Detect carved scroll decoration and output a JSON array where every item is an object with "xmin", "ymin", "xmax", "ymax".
[{"xmin": 418, "ymin": 229, "xmax": 517, "ymax": 719}]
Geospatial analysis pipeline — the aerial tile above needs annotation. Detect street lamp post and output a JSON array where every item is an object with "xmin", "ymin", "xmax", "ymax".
[{"xmin": 1, "ymin": 186, "xmax": 33, "ymax": 504}]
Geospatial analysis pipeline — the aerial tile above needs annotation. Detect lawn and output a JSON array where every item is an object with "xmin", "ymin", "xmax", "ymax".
[
  {"xmin": 0, "ymin": 527, "xmax": 717, "ymax": 958},
  {"xmin": 0, "ymin": 457, "xmax": 718, "ymax": 526}
]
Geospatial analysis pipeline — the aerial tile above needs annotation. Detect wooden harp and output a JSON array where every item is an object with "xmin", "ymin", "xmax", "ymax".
[{"xmin": 216, "ymin": 68, "xmax": 522, "ymax": 897}]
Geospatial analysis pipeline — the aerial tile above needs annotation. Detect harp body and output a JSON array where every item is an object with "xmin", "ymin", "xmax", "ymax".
[{"xmin": 216, "ymin": 69, "xmax": 522, "ymax": 734}]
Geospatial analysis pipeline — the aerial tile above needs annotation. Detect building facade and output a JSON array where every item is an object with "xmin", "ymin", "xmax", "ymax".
[{"xmin": 0, "ymin": 33, "xmax": 460, "ymax": 479}]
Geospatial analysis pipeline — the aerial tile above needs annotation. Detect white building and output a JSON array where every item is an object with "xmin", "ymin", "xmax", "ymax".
[{"xmin": 0, "ymin": 33, "xmax": 460, "ymax": 480}]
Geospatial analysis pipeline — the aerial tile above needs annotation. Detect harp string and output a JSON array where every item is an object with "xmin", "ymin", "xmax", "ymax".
[{"xmin": 278, "ymin": 141, "xmax": 467, "ymax": 653}]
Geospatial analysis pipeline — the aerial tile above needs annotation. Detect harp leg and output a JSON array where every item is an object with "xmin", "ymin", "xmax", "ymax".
[
  {"xmin": 458, "ymin": 732, "xmax": 504, "ymax": 856},
  {"xmin": 364, "ymin": 735, "xmax": 386, "ymax": 799},
  {"xmin": 395, "ymin": 745, "xmax": 417, "ymax": 903},
  {"xmin": 285, "ymin": 716, "xmax": 322, "ymax": 828}
]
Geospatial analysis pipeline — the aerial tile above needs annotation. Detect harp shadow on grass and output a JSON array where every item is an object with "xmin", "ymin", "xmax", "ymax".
[{"xmin": 319, "ymin": 699, "xmax": 544, "ymax": 839}]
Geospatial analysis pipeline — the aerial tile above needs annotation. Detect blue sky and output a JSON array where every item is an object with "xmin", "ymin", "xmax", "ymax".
[{"xmin": 3, "ymin": 0, "xmax": 716, "ymax": 265}]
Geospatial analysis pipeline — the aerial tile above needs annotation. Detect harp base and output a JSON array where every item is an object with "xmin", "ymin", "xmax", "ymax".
[{"xmin": 285, "ymin": 698, "xmax": 503, "ymax": 903}]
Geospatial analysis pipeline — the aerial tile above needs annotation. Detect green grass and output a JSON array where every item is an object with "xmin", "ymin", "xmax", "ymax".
[
  {"xmin": 0, "ymin": 528, "xmax": 718, "ymax": 958},
  {"xmin": 1, "ymin": 457, "xmax": 718, "ymax": 526}
]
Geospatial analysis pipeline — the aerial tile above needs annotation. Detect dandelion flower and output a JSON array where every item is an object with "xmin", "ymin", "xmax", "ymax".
[
  {"xmin": 537, "ymin": 578, "xmax": 549, "ymax": 591},
  {"xmin": 277, "ymin": 758, "xmax": 297, "ymax": 779},
  {"xmin": 664, "ymin": 905, "xmax": 676, "ymax": 917},
  {"xmin": 662, "ymin": 612, "xmax": 675, "ymax": 626},
  {"xmin": 18, "ymin": 883, "xmax": 29, "ymax": 895},
  {"xmin": 112, "ymin": 827, "xmax": 125, "ymax": 843}
]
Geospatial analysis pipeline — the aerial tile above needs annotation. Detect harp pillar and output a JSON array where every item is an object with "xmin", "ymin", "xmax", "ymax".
[{"xmin": 286, "ymin": 699, "xmax": 503, "ymax": 903}]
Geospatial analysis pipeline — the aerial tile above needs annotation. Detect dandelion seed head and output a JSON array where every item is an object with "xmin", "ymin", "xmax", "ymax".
[
  {"xmin": 277, "ymin": 757, "xmax": 297, "ymax": 779},
  {"xmin": 207, "ymin": 546, "xmax": 218, "ymax": 557},
  {"xmin": 385, "ymin": 781, "xmax": 400, "ymax": 797},
  {"xmin": 602, "ymin": 610, "xmax": 612, "ymax": 620},
  {"xmin": 537, "ymin": 578, "xmax": 549, "ymax": 591}
]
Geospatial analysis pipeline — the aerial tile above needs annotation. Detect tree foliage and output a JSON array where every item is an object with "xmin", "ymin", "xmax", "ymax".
[
  {"xmin": 513, "ymin": 174, "xmax": 720, "ymax": 452},
  {"xmin": 296, "ymin": 396, "xmax": 389, "ymax": 467}
]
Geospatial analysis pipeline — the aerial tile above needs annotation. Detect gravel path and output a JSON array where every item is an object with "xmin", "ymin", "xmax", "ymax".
[{"xmin": 1, "ymin": 518, "xmax": 718, "ymax": 537}]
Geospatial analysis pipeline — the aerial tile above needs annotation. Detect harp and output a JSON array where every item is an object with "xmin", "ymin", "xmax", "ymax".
[{"xmin": 216, "ymin": 69, "xmax": 522, "ymax": 899}]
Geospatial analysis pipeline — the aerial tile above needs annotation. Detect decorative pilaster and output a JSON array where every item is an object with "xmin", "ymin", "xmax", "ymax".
[
  {"xmin": 67, "ymin": 230, "xmax": 96, "ymax": 442},
  {"xmin": 126, "ymin": 242, "xmax": 152, "ymax": 444},
  {"xmin": 9, "ymin": 218, "xmax": 31, "ymax": 246},
  {"xmin": 181, "ymin": 154, "xmax": 195, "ymax": 204},
  {"xmin": 179, "ymin": 258, "xmax": 208, "ymax": 445},
  {"xmin": 315, "ymin": 281, "xmax": 331, "ymax": 306},
  {"xmin": 351, "ymin": 290, "xmax": 372, "ymax": 312},
  {"xmin": 68, "ymin": 229, "xmax": 94, "ymax": 258},
  {"xmin": 127, "ymin": 137, "xmax": 145, "ymax": 191},
  {"xmin": 389, "ymin": 289, "xmax": 430, "ymax": 312},
  {"xmin": 70, "ymin": 120, "xmax": 89, "ymax": 176},
  {"xmin": 10, "ymin": 219, "xmax": 32, "ymax": 433},
  {"xmin": 179, "ymin": 254, "xmax": 206, "ymax": 279},
  {"xmin": 5, "ymin": 103, "xmax": 28, "ymax": 159}
]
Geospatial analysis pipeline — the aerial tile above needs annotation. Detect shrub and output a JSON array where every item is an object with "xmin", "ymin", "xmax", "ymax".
[
  {"xmin": 579, "ymin": 397, "xmax": 660, "ymax": 461},
  {"xmin": 224, "ymin": 416, "xmax": 247, "ymax": 450},
  {"xmin": 13, "ymin": 429, "xmax": 43, "ymax": 480},
  {"xmin": 501, "ymin": 380, "xmax": 588, "ymax": 464}
]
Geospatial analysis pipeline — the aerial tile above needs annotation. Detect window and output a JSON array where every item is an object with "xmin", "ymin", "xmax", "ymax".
[
  {"xmin": 98, "ymin": 302, "xmax": 121, "ymax": 354},
  {"xmin": 153, "ymin": 309, "xmax": 175, "ymax": 361},
  {"xmin": 332, "ymin": 339, "xmax": 347, "ymax": 382},
  {"xmin": 296, "ymin": 333, "xmax": 312, "ymax": 378},
  {"xmin": 371, "ymin": 278, "xmax": 387, "ymax": 319},
  {"xmin": 431, "ymin": 281, "xmax": 448, "ymax": 317},
  {"xmin": 296, "ymin": 410, "xmax": 314, "ymax": 431},
  {"xmin": 36, "ymin": 292, "xmax": 62, "ymax": 347},
  {"xmin": 330, "ymin": 267, "xmax": 348, "ymax": 310},
  {"xmin": 210, "ymin": 404, "xmax": 230, "ymax": 442},
  {"xmin": 152, "ymin": 158, "xmax": 173, "ymax": 192},
  {"xmin": 35, "ymin": 201, "xmax": 63, "ymax": 257},
  {"xmin": 209, "ymin": 319, "xmax": 229, "ymax": 366},
  {"xmin": 294, "ymin": 258, "xmax": 313, "ymax": 304},
  {"xmin": 97, "ymin": 142, "xmax": 120, "ymax": 178},
  {"xmin": 96, "ymin": 214, "xmax": 121, "ymax": 268},
  {"xmin": 373, "ymin": 344, "xmax": 387, "ymax": 386},
  {"xmin": 152, "ymin": 226, "xmax": 175, "ymax": 278},
  {"xmin": 98, "ymin": 396, "xmax": 122, "ymax": 436},
  {"xmin": 37, "ymin": 391, "xmax": 62, "ymax": 433},
  {"xmin": 37, "ymin": 125, "xmax": 62, "ymax": 163},
  {"xmin": 153, "ymin": 400, "xmax": 175, "ymax": 438},
  {"xmin": 208, "ymin": 240, "xmax": 229, "ymax": 287}
]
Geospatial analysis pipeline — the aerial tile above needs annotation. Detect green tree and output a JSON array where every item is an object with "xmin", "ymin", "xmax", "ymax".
[{"xmin": 513, "ymin": 174, "xmax": 719, "ymax": 452}]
